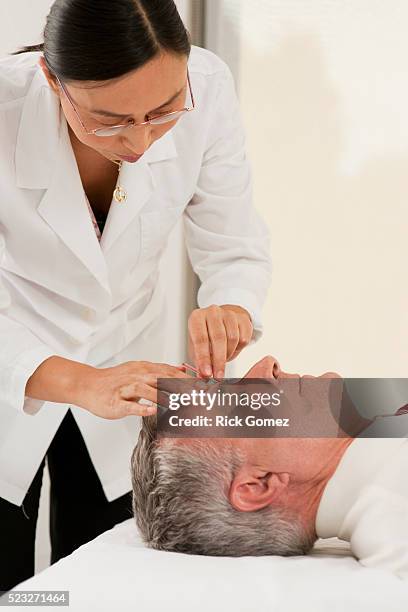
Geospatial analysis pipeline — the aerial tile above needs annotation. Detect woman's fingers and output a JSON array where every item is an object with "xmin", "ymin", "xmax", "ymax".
[
  {"xmin": 120, "ymin": 381, "xmax": 156, "ymax": 403},
  {"xmin": 206, "ymin": 308, "xmax": 227, "ymax": 379},
  {"xmin": 117, "ymin": 400, "xmax": 157, "ymax": 418},
  {"xmin": 223, "ymin": 309, "xmax": 240, "ymax": 361},
  {"xmin": 229, "ymin": 315, "xmax": 253, "ymax": 361},
  {"xmin": 188, "ymin": 305, "xmax": 254, "ymax": 379},
  {"xmin": 144, "ymin": 362, "xmax": 192, "ymax": 379},
  {"xmin": 119, "ymin": 382, "xmax": 165, "ymax": 417},
  {"xmin": 188, "ymin": 309, "xmax": 213, "ymax": 377},
  {"xmin": 78, "ymin": 361, "xmax": 193, "ymax": 421}
]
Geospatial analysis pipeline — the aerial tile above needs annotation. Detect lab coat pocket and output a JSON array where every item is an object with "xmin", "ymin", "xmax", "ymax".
[{"xmin": 139, "ymin": 205, "xmax": 185, "ymax": 263}]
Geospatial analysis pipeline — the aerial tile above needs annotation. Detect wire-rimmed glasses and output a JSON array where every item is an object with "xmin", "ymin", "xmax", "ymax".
[{"xmin": 55, "ymin": 69, "xmax": 195, "ymax": 137}]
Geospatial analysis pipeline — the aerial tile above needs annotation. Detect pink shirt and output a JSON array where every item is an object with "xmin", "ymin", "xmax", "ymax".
[{"xmin": 85, "ymin": 194, "xmax": 102, "ymax": 242}]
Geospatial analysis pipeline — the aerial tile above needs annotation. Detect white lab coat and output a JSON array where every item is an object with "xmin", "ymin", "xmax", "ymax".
[{"xmin": 0, "ymin": 45, "xmax": 272, "ymax": 506}]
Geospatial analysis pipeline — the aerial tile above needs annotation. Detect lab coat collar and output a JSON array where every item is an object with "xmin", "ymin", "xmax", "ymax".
[
  {"xmin": 14, "ymin": 63, "xmax": 178, "ymax": 187},
  {"xmin": 14, "ymin": 63, "xmax": 178, "ymax": 288},
  {"xmin": 15, "ymin": 65, "xmax": 60, "ymax": 190}
]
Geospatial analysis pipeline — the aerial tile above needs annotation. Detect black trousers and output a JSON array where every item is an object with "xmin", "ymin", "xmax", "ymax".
[{"xmin": 0, "ymin": 409, "xmax": 133, "ymax": 592}]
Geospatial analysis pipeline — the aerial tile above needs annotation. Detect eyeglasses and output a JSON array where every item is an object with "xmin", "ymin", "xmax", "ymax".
[{"xmin": 55, "ymin": 69, "xmax": 195, "ymax": 137}]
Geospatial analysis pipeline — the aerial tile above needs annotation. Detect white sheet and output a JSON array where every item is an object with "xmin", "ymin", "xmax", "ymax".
[{"xmin": 2, "ymin": 519, "xmax": 408, "ymax": 611}]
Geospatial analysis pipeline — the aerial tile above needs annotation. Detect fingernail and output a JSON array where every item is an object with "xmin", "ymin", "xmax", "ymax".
[
  {"xmin": 216, "ymin": 370, "xmax": 224, "ymax": 379},
  {"xmin": 203, "ymin": 365, "xmax": 213, "ymax": 377},
  {"xmin": 146, "ymin": 406, "xmax": 156, "ymax": 415}
]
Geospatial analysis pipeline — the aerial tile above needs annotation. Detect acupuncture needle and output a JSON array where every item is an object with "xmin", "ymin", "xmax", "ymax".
[
  {"xmin": 153, "ymin": 363, "xmax": 201, "ymax": 413},
  {"xmin": 181, "ymin": 362, "xmax": 218, "ymax": 384},
  {"xmin": 155, "ymin": 363, "xmax": 218, "ymax": 413}
]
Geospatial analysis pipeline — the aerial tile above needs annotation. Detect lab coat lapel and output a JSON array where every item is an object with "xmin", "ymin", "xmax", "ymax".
[
  {"xmin": 37, "ymin": 119, "xmax": 111, "ymax": 294},
  {"xmin": 14, "ymin": 66, "xmax": 59, "ymax": 190},
  {"xmin": 99, "ymin": 158, "xmax": 154, "ymax": 253},
  {"xmin": 15, "ymin": 65, "xmax": 110, "ymax": 294},
  {"xmin": 100, "ymin": 128, "xmax": 178, "ymax": 253},
  {"xmin": 14, "ymin": 62, "xmax": 179, "ymax": 282}
]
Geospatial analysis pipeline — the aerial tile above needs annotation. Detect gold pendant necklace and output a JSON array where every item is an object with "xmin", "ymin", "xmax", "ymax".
[{"xmin": 112, "ymin": 160, "xmax": 127, "ymax": 203}]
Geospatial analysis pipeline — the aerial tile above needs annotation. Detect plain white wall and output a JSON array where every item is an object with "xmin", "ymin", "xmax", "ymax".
[
  {"xmin": 0, "ymin": 1, "xmax": 52, "ymax": 54},
  {"xmin": 0, "ymin": 0, "xmax": 196, "ymax": 575},
  {"xmin": 206, "ymin": 0, "xmax": 408, "ymax": 380}
]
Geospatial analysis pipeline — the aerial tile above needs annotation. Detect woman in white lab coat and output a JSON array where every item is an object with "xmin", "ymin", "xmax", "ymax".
[{"xmin": 0, "ymin": 0, "xmax": 271, "ymax": 590}]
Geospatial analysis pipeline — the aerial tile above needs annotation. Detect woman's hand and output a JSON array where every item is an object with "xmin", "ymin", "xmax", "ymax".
[
  {"xmin": 187, "ymin": 304, "xmax": 253, "ymax": 379},
  {"xmin": 72, "ymin": 361, "xmax": 192, "ymax": 420}
]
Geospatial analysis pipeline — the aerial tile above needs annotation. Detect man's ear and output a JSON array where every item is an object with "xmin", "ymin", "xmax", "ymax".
[
  {"xmin": 229, "ymin": 465, "xmax": 290, "ymax": 512},
  {"xmin": 38, "ymin": 56, "xmax": 59, "ymax": 95}
]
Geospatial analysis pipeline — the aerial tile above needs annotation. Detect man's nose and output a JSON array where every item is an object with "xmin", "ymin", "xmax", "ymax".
[{"xmin": 278, "ymin": 372, "xmax": 300, "ymax": 379}]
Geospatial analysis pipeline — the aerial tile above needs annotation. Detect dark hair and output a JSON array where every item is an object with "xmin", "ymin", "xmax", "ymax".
[{"xmin": 10, "ymin": 0, "xmax": 191, "ymax": 83}]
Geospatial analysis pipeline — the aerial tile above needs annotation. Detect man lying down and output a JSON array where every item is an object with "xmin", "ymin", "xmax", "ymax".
[{"xmin": 131, "ymin": 356, "xmax": 408, "ymax": 579}]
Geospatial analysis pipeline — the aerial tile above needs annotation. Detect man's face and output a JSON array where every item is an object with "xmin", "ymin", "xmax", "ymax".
[
  {"xmin": 174, "ymin": 354, "xmax": 350, "ymax": 462},
  {"xmin": 172, "ymin": 355, "xmax": 358, "ymax": 520},
  {"xmin": 132, "ymin": 355, "xmax": 356, "ymax": 556}
]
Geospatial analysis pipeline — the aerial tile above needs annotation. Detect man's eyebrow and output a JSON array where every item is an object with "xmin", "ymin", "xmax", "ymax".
[{"xmin": 89, "ymin": 85, "xmax": 186, "ymax": 118}]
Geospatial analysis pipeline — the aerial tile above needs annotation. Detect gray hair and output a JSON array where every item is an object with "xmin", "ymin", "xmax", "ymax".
[{"xmin": 131, "ymin": 416, "xmax": 316, "ymax": 556}]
